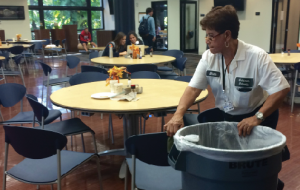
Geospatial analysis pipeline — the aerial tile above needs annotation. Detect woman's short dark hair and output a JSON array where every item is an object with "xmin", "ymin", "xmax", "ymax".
[
  {"xmin": 200, "ymin": 5, "xmax": 240, "ymax": 39},
  {"xmin": 113, "ymin": 32, "xmax": 126, "ymax": 51},
  {"xmin": 146, "ymin": 8, "xmax": 153, "ymax": 14}
]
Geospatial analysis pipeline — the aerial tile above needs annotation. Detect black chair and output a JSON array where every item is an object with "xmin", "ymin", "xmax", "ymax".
[
  {"xmin": 81, "ymin": 65, "xmax": 108, "ymax": 74},
  {"xmin": 2, "ymin": 125, "xmax": 103, "ymax": 190},
  {"xmin": 159, "ymin": 57, "xmax": 188, "ymax": 79},
  {"xmin": 127, "ymin": 64, "xmax": 158, "ymax": 73},
  {"xmin": 89, "ymin": 51, "xmax": 99, "ymax": 65},
  {"xmin": 26, "ymin": 94, "xmax": 98, "ymax": 153},
  {"xmin": 157, "ymin": 50, "xmax": 184, "ymax": 72},
  {"xmin": 182, "ymin": 108, "xmax": 224, "ymax": 127},
  {"xmin": 10, "ymin": 45, "xmax": 29, "ymax": 74},
  {"xmin": 125, "ymin": 132, "xmax": 181, "ymax": 190},
  {"xmin": 22, "ymin": 44, "xmax": 36, "ymax": 65},
  {"xmin": 0, "ymin": 83, "xmax": 61, "ymax": 125},
  {"xmin": 131, "ymin": 71, "xmax": 161, "ymax": 79},
  {"xmin": 69, "ymin": 72, "xmax": 108, "ymax": 86}
]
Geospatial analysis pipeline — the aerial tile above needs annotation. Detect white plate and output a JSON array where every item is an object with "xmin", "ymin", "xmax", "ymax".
[{"xmin": 91, "ymin": 92, "xmax": 117, "ymax": 99}]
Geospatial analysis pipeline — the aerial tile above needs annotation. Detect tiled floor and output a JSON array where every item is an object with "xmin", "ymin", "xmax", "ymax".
[{"xmin": 0, "ymin": 53, "xmax": 299, "ymax": 189}]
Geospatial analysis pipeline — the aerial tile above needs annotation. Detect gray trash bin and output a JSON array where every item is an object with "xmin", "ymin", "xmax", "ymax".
[{"xmin": 168, "ymin": 122, "xmax": 286, "ymax": 190}]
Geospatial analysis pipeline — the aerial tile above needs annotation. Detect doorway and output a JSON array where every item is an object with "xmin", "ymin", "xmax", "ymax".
[
  {"xmin": 151, "ymin": 1, "xmax": 168, "ymax": 51},
  {"xmin": 180, "ymin": 0, "xmax": 198, "ymax": 53}
]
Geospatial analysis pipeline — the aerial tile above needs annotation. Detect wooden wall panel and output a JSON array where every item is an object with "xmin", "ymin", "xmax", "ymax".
[{"xmin": 62, "ymin": 25, "xmax": 78, "ymax": 52}]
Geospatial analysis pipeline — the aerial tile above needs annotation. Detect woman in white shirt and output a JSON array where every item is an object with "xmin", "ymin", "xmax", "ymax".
[{"xmin": 165, "ymin": 6, "xmax": 290, "ymax": 138}]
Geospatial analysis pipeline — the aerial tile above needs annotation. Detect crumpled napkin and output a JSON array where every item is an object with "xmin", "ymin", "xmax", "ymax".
[{"xmin": 110, "ymin": 92, "xmax": 139, "ymax": 102}]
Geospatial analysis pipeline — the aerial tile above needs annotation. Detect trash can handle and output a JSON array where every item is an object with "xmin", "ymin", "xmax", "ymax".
[{"xmin": 168, "ymin": 145, "xmax": 186, "ymax": 171}]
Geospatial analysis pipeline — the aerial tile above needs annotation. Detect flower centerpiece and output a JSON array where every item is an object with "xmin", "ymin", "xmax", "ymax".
[
  {"xmin": 129, "ymin": 44, "xmax": 140, "ymax": 59},
  {"xmin": 106, "ymin": 66, "xmax": 130, "ymax": 86},
  {"xmin": 297, "ymin": 43, "xmax": 300, "ymax": 48},
  {"xmin": 16, "ymin": 34, "xmax": 22, "ymax": 41}
]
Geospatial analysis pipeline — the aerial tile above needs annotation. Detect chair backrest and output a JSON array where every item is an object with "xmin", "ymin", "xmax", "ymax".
[
  {"xmin": 0, "ymin": 83, "xmax": 26, "ymax": 107},
  {"xmin": 294, "ymin": 63, "xmax": 300, "ymax": 71},
  {"xmin": 3, "ymin": 125, "xmax": 67, "ymax": 159},
  {"xmin": 163, "ymin": 50, "xmax": 184, "ymax": 60},
  {"xmin": 26, "ymin": 94, "xmax": 49, "ymax": 122},
  {"xmin": 125, "ymin": 132, "xmax": 170, "ymax": 166},
  {"xmin": 29, "ymin": 44, "xmax": 35, "ymax": 51},
  {"xmin": 173, "ymin": 57, "xmax": 187, "ymax": 71},
  {"xmin": 38, "ymin": 62, "xmax": 52, "ymax": 76},
  {"xmin": 6, "ymin": 39, "xmax": 13, "ymax": 41},
  {"xmin": 145, "ymin": 48, "xmax": 151, "ymax": 54},
  {"xmin": 62, "ymin": 39, "xmax": 66, "ymax": 44},
  {"xmin": 127, "ymin": 64, "xmax": 158, "ymax": 73},
  {"xmin": 66, "ymin": 56, "xmax": 80, "ymax": 69},
  {"xmin": 34, "ymin": 42, "xmax": 43, "ymax": 50},
  {"xmin": 54, "ymin": 40, "xmax": 60, "ymax": 47},
  {"xmin": 81, "ymin": 65, "xmax": 108, "ymax": 74},
  {"xmin": 0, "ymin": 52, "xmax": 10, "ymax": 61},
  {"xmin": 197, "ymin": 108, "xmax": 225, "ymax": 123},
  {"xmin": 89, "ymin": 51, "xmax": 99, "ymax": 60},
  {"xmin": 69, "ymin": 72, "xmax": 108, "ymax": 86},
  {"xmin": 42, "ymin": 39, "xmax": 50, "ymax": 45},
  {"xmin": 131, "ymin": 71, "xmax": 161, "ymax": 79},
  {"xmin": 10, "ymin": 46, "xmax": 24, "ymax": 55},
  {"xmin": 174, "ymin": 76, "xmax": 192, "ymax": 82}
]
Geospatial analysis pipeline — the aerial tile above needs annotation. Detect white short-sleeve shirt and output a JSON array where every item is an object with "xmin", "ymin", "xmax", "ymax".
[{"xmin": 189, "ymin": 40, "xmax": 290, "ymax": 115}]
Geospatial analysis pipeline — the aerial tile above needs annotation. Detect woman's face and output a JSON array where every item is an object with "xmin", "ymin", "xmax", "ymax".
[
  {"xmin": 205, "ymin": 29, "xmax": 226, "ymax": 54},
  {"xmin": 120, "ymin": 36, "xmax": 126, "ymax": 45},
  {"xmin": 129, "ymin": 34, "xmax": 137, "ymax": 44}
]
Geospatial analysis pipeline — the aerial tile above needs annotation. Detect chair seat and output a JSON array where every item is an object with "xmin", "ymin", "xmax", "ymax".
[
  {"xmin": 183, "ymin": 113, "xmax": 199, "ymax": 126},
  {"xmin": 157, "ymin": 66, "xmax": 172, "ymax": 71},
  {"xmin": 0, "ymin": 110, "xmax": 61, "ymax": 125},
  {"xmin": 7, "ymin": 150, "xmax": 96, "ymax": 184},
  {"xmin": 36, "ymin": 118, "xmax": 94, "ymax": 136},
  {"xmin": 126, "ymin": 158, "xmax": 182, "ymax": 190},
  {"xmin": 159, "ymin": 74, "xmax": 179, "ymax": 80},
  {"xmin": 43, "ymin": 77, "xmax": 70, "ymax": 86}
]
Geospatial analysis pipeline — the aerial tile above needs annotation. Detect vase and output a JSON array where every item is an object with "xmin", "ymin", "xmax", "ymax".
[
  {"xmin": 110, "ymin": 80, "xmax": 118, "ymax": 93},
  {"xmin": 132, "ymin": 52, "xmax": 137, "ymax": 59}
]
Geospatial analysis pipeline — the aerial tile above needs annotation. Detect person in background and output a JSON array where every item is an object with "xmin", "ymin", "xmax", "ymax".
[
  {"xmin": 127, "ymin": 31, "xmax": 144, "ymax": 45},
  {"xmin": 156, "ymin": 23, "xmax": 161, "ymax": 36},
  {"xmin": 80, "ymin": 28, "xmax": 97, "ymax": 52},
  {"xmin": 102, "ymin": 32, "xmax": 127, "ymax": 57},
  {"xmin": 164, "ymin": 6, "xmax": 289, "ymax": 189},
  {"xmin": 139, "ymin": 7, "xmax": 156, "ymax": 50}
]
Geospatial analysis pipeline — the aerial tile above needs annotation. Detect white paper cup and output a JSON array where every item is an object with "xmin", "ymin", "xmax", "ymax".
[{"xmin": 110, "ymin": 80, "xmax": 118, "ymax": 93}]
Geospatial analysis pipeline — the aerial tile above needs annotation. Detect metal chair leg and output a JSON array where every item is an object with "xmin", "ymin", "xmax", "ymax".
[
  {"xmin": 81, "ymin": 134, "xmax": 86, "ymax": 153},
  {"xmin": 161, "ymin": 115, "xmax": 165, "ymax": 132},
  {"xmin": 96, "ymin": 157, "xmax": 103, "ymax": 190},
  {"xmin": 291, "ymin": 70, "xmax": 298, "ymax": 112},
  {"xmin": 197, "ymin": 103, "xmax": 200, "ymax": 114},
  {"xmin": 51, "ymin": 185, "xmax": 54, "ymax": 190},
  {"xmin": 36, "ymin": 185, "xmax": 39, "ymax": 189},
  {"xmin": 23, "ymin": 55, "xmax": 29, "ymax": 73},
  {"xmin": 109, "ymin": 114, "xmax": 115, "ymax": 144},
  {"xmin": 125, "ymin": 161, "xmax": 128, "ymax": 190},
  {"xmin": 143, "ymin": 117, "xmax": 146, "ymax": 134},
  {"xmin": 18, "ymin": 64, "xmax": 26, "ymax": 87},
  {"xmin": 1, "ymin": 67, "xmax": 6, "ymax": 83},
  {"xmin": 139, "ymin": 116, "xmax": 142, "ymax": 134},
  {"xmin": 92, "ymin": 133, "xmax": 98, "ymax": 153}
]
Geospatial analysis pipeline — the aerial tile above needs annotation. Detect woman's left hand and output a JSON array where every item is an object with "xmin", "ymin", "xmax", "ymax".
[{"xmin": 237, "ymin": 116, "xmax": 262, "ymax": 137}]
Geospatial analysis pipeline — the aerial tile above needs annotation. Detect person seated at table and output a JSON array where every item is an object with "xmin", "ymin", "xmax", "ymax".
[
  {"xmin": 127, "ymin": 31, "xmax": 144, "ymax": 45},
  {"xmin": 80, "ymin": 28, "xmax": 97, "ymax": 52},
  {"xmin": 102, "ymin": 32, "xmax": 127, "ymax": 57}
]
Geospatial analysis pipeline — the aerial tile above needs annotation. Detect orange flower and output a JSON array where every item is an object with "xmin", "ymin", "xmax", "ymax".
[
  {"xmin": 297, "ymin": 43, "xmax": 300, "ymax": 48},
  {"xmin": 106, "ymin": 66, "xmax": 130, "ymax": 86}
]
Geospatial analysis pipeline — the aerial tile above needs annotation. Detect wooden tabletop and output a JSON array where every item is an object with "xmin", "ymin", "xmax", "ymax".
[
  {"xmin": 50, "ymin": 79, "xmax": 208, "ymax": 113},
  {"xmin": 4, "ymin": 40, "xmax": 46, "ymax": 43},
  {"xmin": 269, "ymin": 53, "xmax": 300, "ymax": 64},
  {"xmin": 91, "ymin": 55, "xmax": 176, "ymax": 66},
  {"xmin": 0, "ymin": 44, "xmax": 33, "ymax": 49},
  {"xmin": 89, "ymin": 47, "xmax": 106, "ymax": 51},
  {"xmin": 0, "ymin": 56, "xmax": 5, "ymax": 60}
]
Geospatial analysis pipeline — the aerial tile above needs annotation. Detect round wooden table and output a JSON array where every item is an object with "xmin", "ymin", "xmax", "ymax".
[
  {"xmin": 269, "ymin": 53, "xmax": 300, "ymax": 65},
  {"xmin": 89, "ymin": 47, "xmax": 106, "ymax": 51},
  {"xmin": 51, "ymin": 79, "xmax": 208, "ymax": 156},
  {"xmin": 0, "ymin": 44, "xmax": 33, "ymax": 49},
  {"xmin": 91, "ymin": 55, "xmax": 176, "ymax": 66},
  {"xmin": 4, "ymin": 40, "xmax": 46, "ymax": 43}
]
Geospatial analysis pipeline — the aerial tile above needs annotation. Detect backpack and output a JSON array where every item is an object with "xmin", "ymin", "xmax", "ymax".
[{"xmin": 139, "ymin": 16, "xmax": 149, "ymax": 37}]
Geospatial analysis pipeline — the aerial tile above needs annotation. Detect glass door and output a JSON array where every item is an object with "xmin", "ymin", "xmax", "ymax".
[
  {"xmin": 180, "ymin": 1, "xmax": 198, "ymax": 53},
  {"xmin": 152, "ymin": 1, "xmax": 168, "ymax": 51}
]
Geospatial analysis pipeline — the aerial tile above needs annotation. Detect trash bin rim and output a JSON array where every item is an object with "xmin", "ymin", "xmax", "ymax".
[{"xmin": 174, "ymin": 122, "xmax": 286, "ymax": 153}]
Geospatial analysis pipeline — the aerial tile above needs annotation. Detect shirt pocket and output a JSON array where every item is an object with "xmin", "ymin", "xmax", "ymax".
[{"xmin": 233, "ymin": 77, "xmax": 254, "ymax": 108}]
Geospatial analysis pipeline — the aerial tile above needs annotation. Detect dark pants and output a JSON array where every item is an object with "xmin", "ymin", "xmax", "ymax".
[
  {"xmin": 221, "ymin": 106, "xmax": 288, "ymax": 190},
  {"xmin": 142, "ymin": 34, "xmax": 154, "ymax": 48}
]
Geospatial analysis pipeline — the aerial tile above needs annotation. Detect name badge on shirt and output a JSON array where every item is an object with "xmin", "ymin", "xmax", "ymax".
[
  {"xmin": 235, "ymin": 77, "xmax": 253, "ymax": 92},
  {"xmin": 206, "ymin": 70, "xmax": 220, "ymax": 77}
]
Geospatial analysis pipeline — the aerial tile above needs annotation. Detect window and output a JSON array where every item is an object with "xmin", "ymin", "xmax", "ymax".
[
  {"xmin": 28, "ymin": 0, "xmax": 39, "ymax": 6},
  {"xmin": 29, "ymin": 10, "xmax": 40, "ymax": 40},
  {"xmin": 43, "ymin": 0, "xmax": 87, "ymax": 6},
  {"xmin": 91, "ymin": 0, "xmax": 102, "ymax": 7},
  {"xmin": 43, "ymin": 10, "xmax": 88, "ymax": 30}
]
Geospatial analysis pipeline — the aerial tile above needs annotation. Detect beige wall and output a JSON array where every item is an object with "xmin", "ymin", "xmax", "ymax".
[
  {"xmin": 134, "ymin": 0, "xmax": 180, "ymax": 49},
  {"xmin": 0, "ymin": 0, "xmax": 32, "ymax": 40},
  {"xmin": 286, "ymin": 0, "xmax": 300, "ymax": 50}
]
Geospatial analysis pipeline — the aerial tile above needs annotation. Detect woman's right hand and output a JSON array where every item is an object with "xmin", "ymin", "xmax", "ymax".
[
  {"xmin": 164, "ymin": 114, "xmax": 184, "ymax": 137},
  {"xmin": 119, "ymin": 51, "xmax": 127, "ymax": 56}
]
